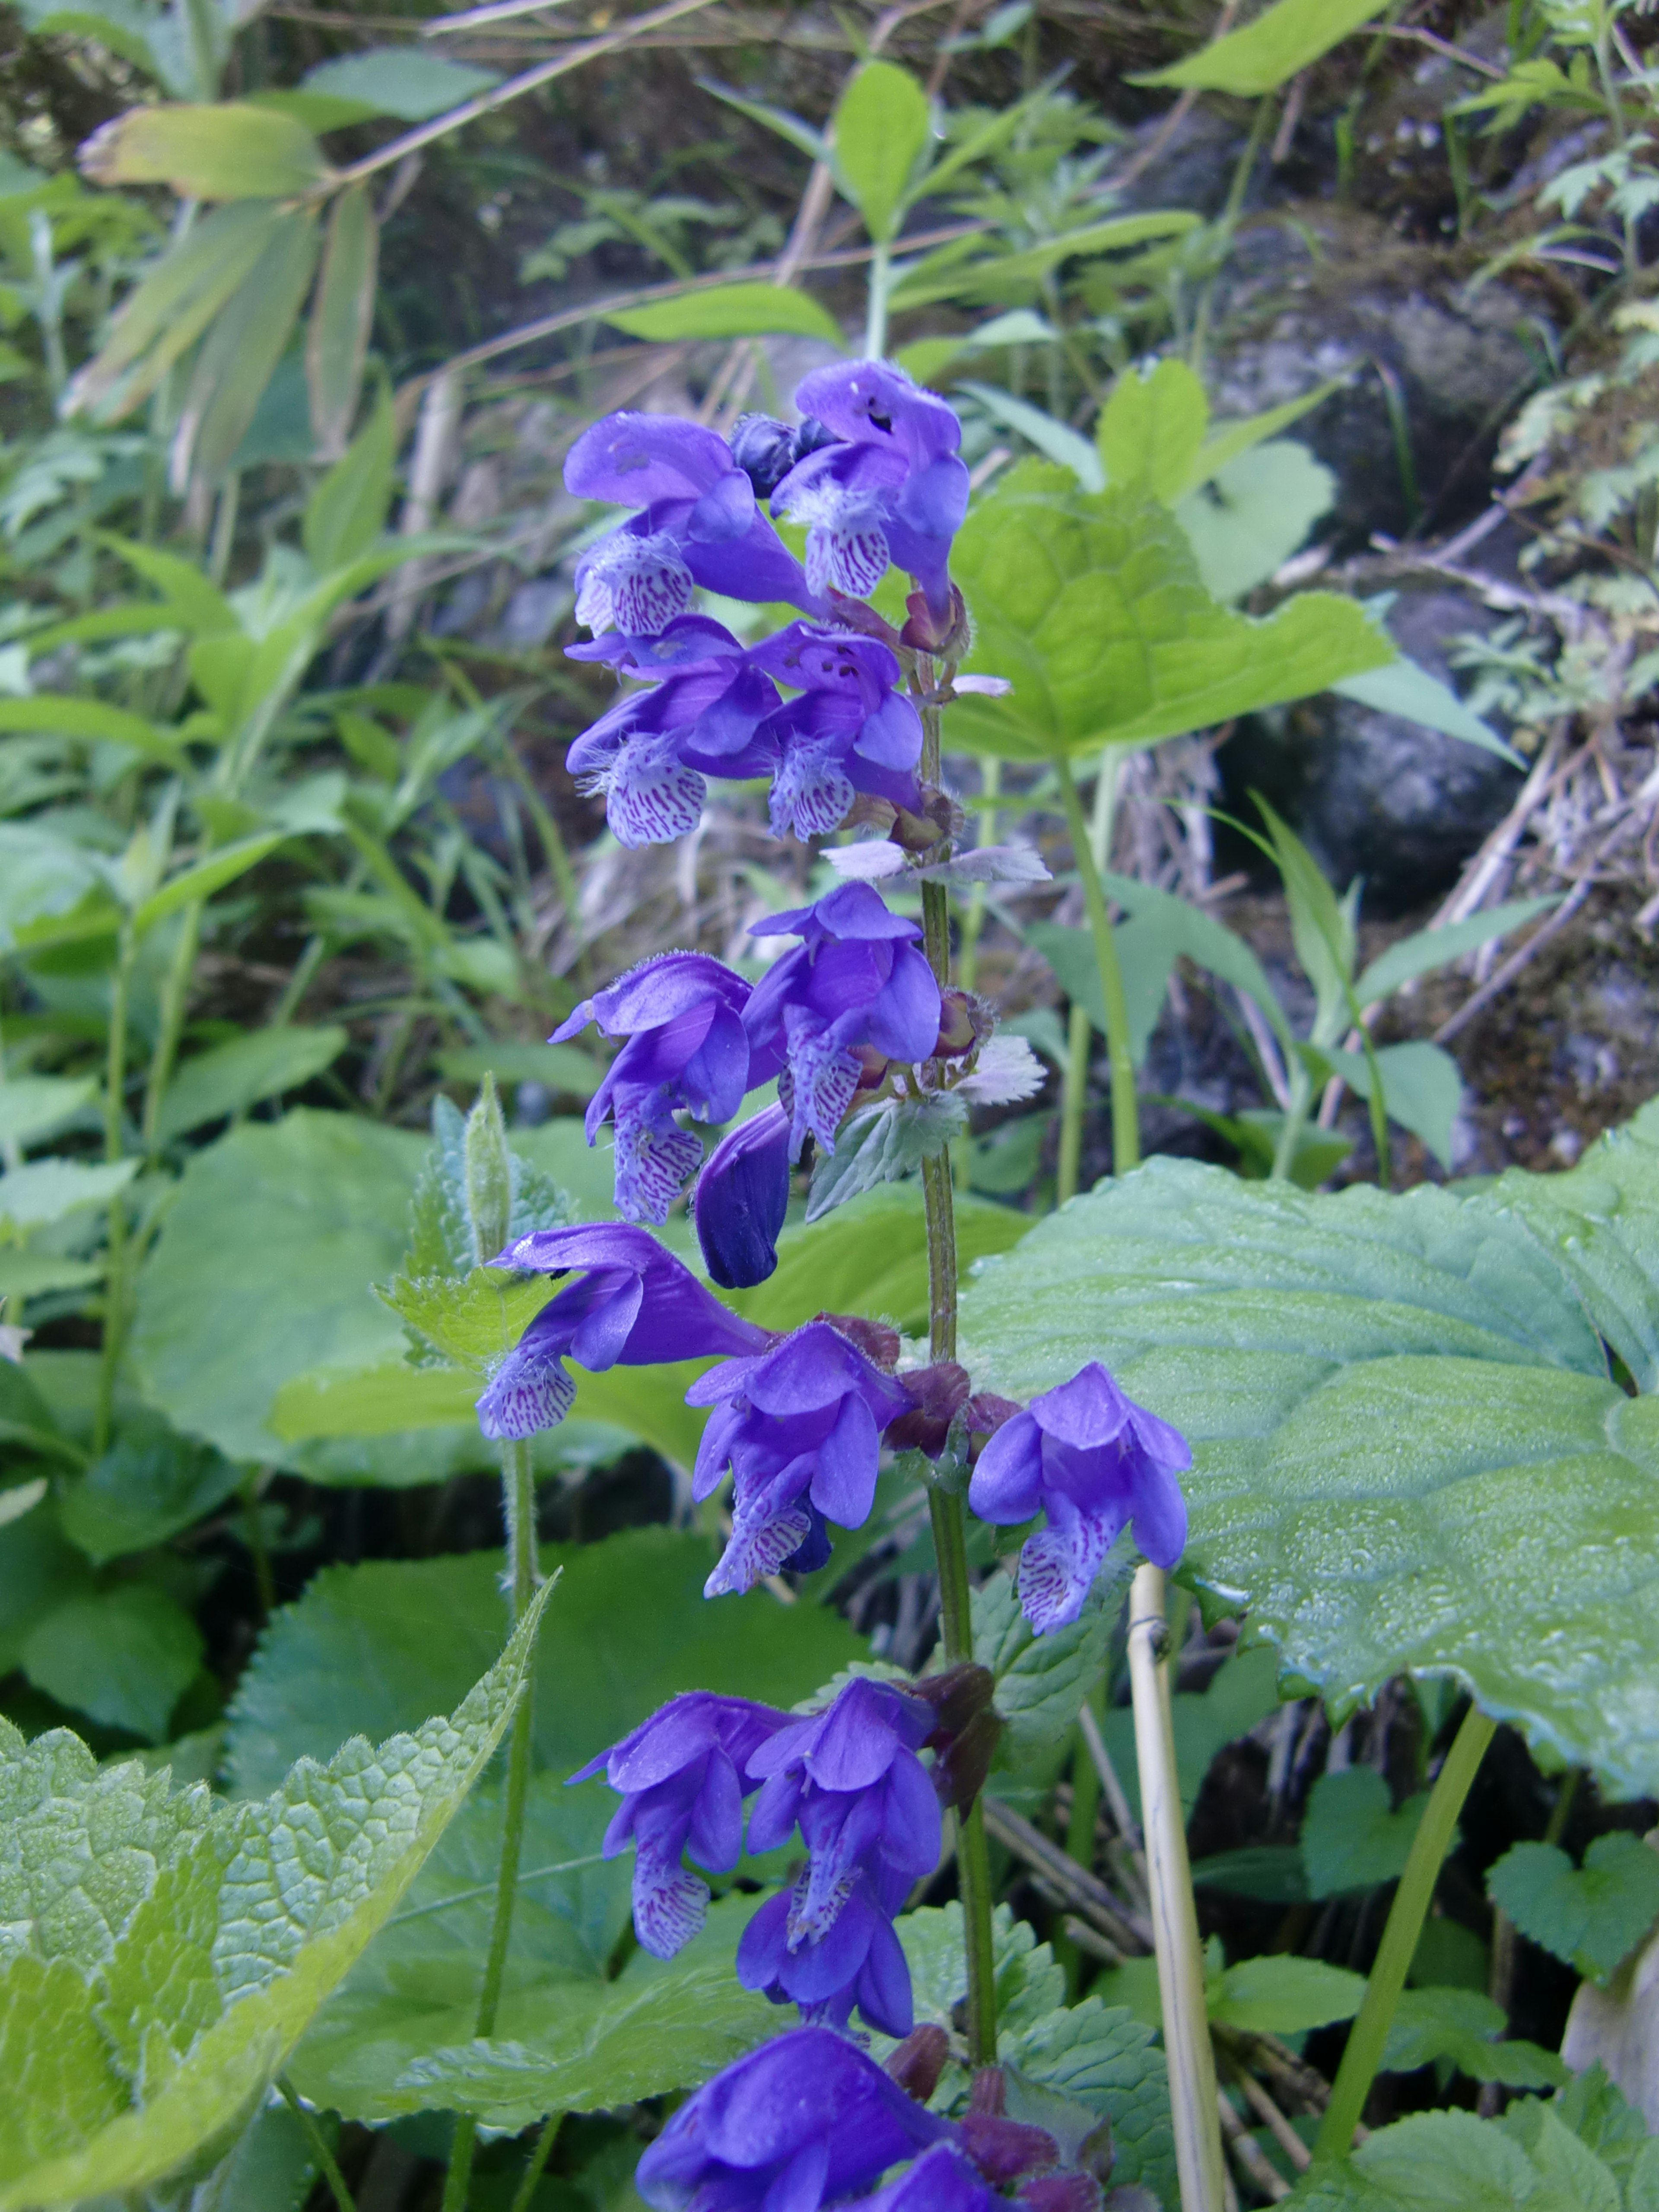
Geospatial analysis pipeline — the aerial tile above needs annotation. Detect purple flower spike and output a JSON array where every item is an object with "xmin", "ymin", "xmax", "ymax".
[
  {"xmin": 687, "ymin": 1319, "xmax": 912, "ymax": 1595},
  {"xmin": 748, "ymin": 623, "xmax": 925, "ymax": 840},
  {"xmin": 570, "ymin": 1691, "xmax": 788, "ymax": 1958},
  {"xmin": 746, "ymin": 1676, "xmax": 942, "ymax": 1943},
  {"xmin": 744, "ymin": 883, "xmax": 942, "ymax": 1158},
  {"xmin": 967, "ymin": 1362, "xmax": 1191, "ymax": 1635},
  {"xmin": 477, "ymin": 1224, "xmax": 771, "ymax": 1440},
  {"xmin": 635, "ymin": 2026, "xmax": 953, "ymax": 2212},
  {"xmin": 566, "ymin": 413, "xmax": 818, "ymax": 635},
  {"xmin": 736, "ymin": 1872, "xmax": 915, "ymax": 2038},
  {"xmin": 772, "ymin": 362, "xmax": 969, "ymax": 618},
  {"xmin": 693, "ymin": 1102, "xmax": 792, "ymax": 1291},
  {"xmin": 855, "ymin": 2145, "xmax": 1007, "ymax": 2212},
  {"xmin": 566, "ymin": 648, "xmax": 781, "ymax": 850},
  {"xmin": 553, "ymin": 953, "xmax": 755, "ymax": 1223}
]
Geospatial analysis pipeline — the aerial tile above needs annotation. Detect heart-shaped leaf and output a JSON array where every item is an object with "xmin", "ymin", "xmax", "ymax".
[{"xmin": 1489, "ymin": 1834, "xmax": 1659, "ymax": 1981}]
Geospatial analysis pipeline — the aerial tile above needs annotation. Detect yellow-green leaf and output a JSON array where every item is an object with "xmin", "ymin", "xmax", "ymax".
[
  {"xmin": 79, "ymin": 102, "xmax": 331, "ymax": 200},
  {"xmin": 172, "ymin": 207, "xmax": 321, "ymax": 488},
  {"xmin": 830, "ymin": 59, "xmax": 931, "ymax": 244},
  {"xmin": 604, "ymin": 280, "xmax": 843, "ymax": 347},
  {"xmin": 0, "ymin": 696, "xmax": 185, "ymax": 769},
  {"xmin": 1135, "ymin": 0, "xmax": 1389, "ymax": 96},
  {"xmin": 307, "ymin": 182, "xmax": 378, "ymax": 459}
]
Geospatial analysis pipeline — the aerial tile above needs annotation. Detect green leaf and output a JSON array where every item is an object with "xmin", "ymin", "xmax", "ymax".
[
  {"xmin": 1284, "ymin": 2108, "xmax": 1556, "ymax": 2209},
  {"xmin": 173, "ymin": 209, "xmax": 321, "ymax": 487},
  {"xmin": 130, "ymin": 1111, "xmax": 429, "ymax": 1464},
  {"xmin": 305, "ymin": 384, "xmax": 395, "ymax": 569},
  {"xmin": 1007, "ymin": 1997, "xmax": 1177, "ymax": 2202},
  {"xmin": 807, "ymin": 1093, "xmax": 968, "ymax": 1220},
  {"xmin": 1191, "ymin": 1844, "xmax": 1310, "ymax": 1901},
  {"xmin": 22, "ymin": 1583, "xmax": 203, "ymax": 1741},
  {"xmin": 132, "ymin": 833, "xmax": 284, "ymax": 934},
  {"xmin": 379, "ymin": 1268, "xmax": 555, "ymax": 1377},
  {"xmin": 58, "ymin": 1412, "xmax": 242, "ymax": 1564},
  {"xmin": 65, "ymin": 200, "xmax": 285, "ymax": 421},
  {"xmin": 1253, "ymin": 793, "xmax": 1354, "ymax": 1042},
  {"xmin": 0, "ymin": 1586, "xmax": 546, "ymax": 2210},
  {"xmin": 299, "ymin": 47, "xmax": 500, "ymax": 120},
  {"xmin": 0, "ymin": 1157, "xmax": 136, "ymax": 1238},
  {"xmin": 1210, "ymin": 1954, "xmax": 1366, "ymax": 2035},
  {"xmin": 947, "ymin": 464, "xmax": 1392, "ymax": 762},
  {"xmin": 695, "ymin": 79, "xmax": 829, "ymax": 166},
  {"xmin": 1302, "ymin": 1767, "xmax": 1434, "ymax": 1898},
  {"xmin": 226, "ymin": 1530, "xmax": 863, "ymax": 1796},
  {"xmin": 269, "ymin": 1359, "xmax": 480, "ymax": 1440},
  {"xmin": 956, "ymin": 1153, "xmax": 1659, "ymax": 1795},
  {"xmin": 1185, "ymin": 381, "xmax": 1348, "ymax": 496},
  {"xmin": 973, "ymin": 1560, "xmax": 1122, "ymax": 1767},
  {"xmin": 0, "ymin": 694, "xmax": 186, "ymax": 768},
  {"xmin": 1096, "ymin": 358, "xmax": 1208, "ymax": 505},
  {"xmin": 0, "ymin": 1076, "xmax": 96, "ymax": 1151},
  {"xmin": 153, "ymin": 1024, "xmax": 348, "ymax": 1146},
  {"xmin": 604, "ymin": 281, "xmax": 843, "ymax": 346},
  {"xmin": 79, "ymin": 100, "xmax": 331, "ymax": 198},
  {"xmin": 887, "ymin": 213, "xmax": 1197, "ymax": 314},
  {"xmin": 1488, "ymin": 1834, "xmax": 1659, "ymax": 1981},
  {"xmin": 1176, "ymin": 439, "xmax": 1335, "ymax": 602},
  {"xmin": 957, "ymin": 382, "xmax": 1104, "ymax": 490},
  {"xmin": 1317, "ymin": 1040, "xmax": 1465, "ymax": 1170},
  {"xmin": 1333, "ymin": 658, "xmax": 1522, "ymax": 767},
  {"xmin": 1136, "ymin": 0, "xmax": 1389, "ymax": 95},
  {"xmin": 831, "ymin": 59, "xmax": 931, "ymax": 243},
  {"xmin": 1354, "ymin": 900, "xmax": 1557, "ymax": 1008},
  {"xmin": 1027, "ymin": 916, "xmax": 1171, "ymax": 1068},
  {"xmin": 305, "ymin": 184, "xmax": 378, "ymax": 460},
  {"xmin": 435, "ymin": 1042, "xmax": 602, "ymax": 1099},
  {"xmin": 1382, "ymin": 1988, "xmax": 1568, "ymax": 2088}
]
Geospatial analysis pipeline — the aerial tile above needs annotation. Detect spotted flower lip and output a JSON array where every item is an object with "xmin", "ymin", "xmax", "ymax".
[
  {"xmin": 570, "ymin": 1691, "xmax": 788, "ymax": 1960},
  {"xmin": 566, "ymin": 412, "xmax": 819, "ymax": 634},
  {"xmin": 744, "ymin": 883, "xmax": 943, "ymax": 1159},
  {"xmin": 633, "ymin": 2025, "xmax": 953, "ymax": 2212},
  {"xmin": 477, "ymin": 1224, "xmax": 770, "ymax": 1440},
  {"xmin": 552, "ymin": 953, "xmax": 755, "ymax": 1224},
  {"xmin": 967, "ymin": 1361, "xmax": 1191, "ymax": 1635},
  {"xmin": 566, "ymin": 657, "xmax": 781, "ymax": 849},
  {"xmin": 770, "ymin": 361, "xmax": 970, "ymax": 619},
  {"xmin": 687, "ymin": 1318, "xmax": 913, "ymax": 1596}
]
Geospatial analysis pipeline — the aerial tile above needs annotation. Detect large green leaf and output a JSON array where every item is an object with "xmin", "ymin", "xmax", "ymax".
[
  {"xmin": 1136, "ymin": 0, "xmax": 1389, "ymax": 95},
  {"xmin": 236, "ymin": 1533, "xmax": 861, "ymax": 2120},
  {"xmin": 947, "ymin": 463, "xmax": 1390, "ymax": 761},
  {"xmin": 153, "ymin": 1024, "xmax": 348, "ymax": 1145},
  {"xmin": 0, "ymin": 1584, "xmax": 547, "ymax": 2210},
  {"xmin": 831, "ymin": 59, "xmax": 931, "ymax": 243},
  {"xmin": 957, "ymin": 1153, "xmax": 1659, "ymax": 1796}
]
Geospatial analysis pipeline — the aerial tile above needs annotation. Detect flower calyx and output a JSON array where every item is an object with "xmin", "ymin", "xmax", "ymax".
[
  {"xmin": 913, "ymin": 1659, "xmax": 1001, "ymax": 1813},
  {"xmin": 901, "ymin": 582, "xmax": 970, "ymax": 659},
  {"xmin": 885, "ymin": 2021, "xmax": 951, "ymax": 2104},
  {"xmin": 887, "ymin": 1360, "xmax": 973, "ymax": 1459},
  {"xmin": 818, "ymin": 1309, "xmax": 903, "ymax": 1371}
]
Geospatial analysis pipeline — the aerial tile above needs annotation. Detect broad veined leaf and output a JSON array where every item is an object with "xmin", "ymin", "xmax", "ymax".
[
  {"xmin": 947, "ymin": 463, "xmax": 1391, "ymax": 761},
  {"xmin": 1096, "ymin": 357, "xmax": 1208, "ymax": 505},
  {"xmin": 65, "ymin": 201, "xmax": 286, "ymax": 421},
  {"xmin": 0, "ymin": 695, "xmax": 185, "ymax": 768},
  {"xmin": 1488, "ymin": 1834, "xmax": 1659, "ymax": 1981},
  {"xmin": 1381, "ymin": 1988, "xmax": 1567, "ymax": 2088},
  {"xmin": 957, "ymin": 1153, "xmax": 1659, "ymax": 1795},
  {"xmin": 21, "ymin": 1583, "xmax": 203, "ymax": 1742},
  {"xmin": 1136, "ymin": 0, "xmax": 1389, "ymax": 96},
  {"xmin": 378, "ymin": 1268, "xmax": 556, "ymax": 1376},
  {"xmin": 1209, "ymin": 1954, "xmax": 1366, "ymax": 2035},
  {"xmin": 1186, "ymin": 381, "xmax": 1348, "ymax": 496},
  {"xmin": 604, "ymin": 281, "xmax": 843, "ymax": 347},
  {"xmin": 1300, "ymin": 1767, "xmax": 1435, "ymax": 1899},
  {"xmin": 268, "ymin": 1359, "xmax": 480, "ymax": 1442},
  {"xmin": 1316, "ymin": 1039, "xmax": 1465, "ymax": 1170},
  {"xmin": 79, "ymin": 101, "xmax": 331, "ymax": 199},
  {"xmin": 153, "ymin": 1024, "xmax": 348, "ymax": 1145},
  {"xmin": 807, "ymin": 1093, "xmax": 968, "ymax": 1220},
  {"xmin": 0, "ymin": 1585, "xmax": 547, "ymax": 2210},
  {"xmin": 58, "ymin": 1411, "xmax": 243, "ymax": 1565},
  {"xmin": 831, "ymin": 59, "xmax": 931, "ymax": 243},
  {"xmin": 973, "ymin": 1561, "xmax": 1120, "ymax": 1767},
  {"xmin": 1175, "ymin": 439, "xmax": 1335, "ymax": 602},
  {"xmin": 0, "ymin": 1157, "xmax": 136, "ymax": 1238},
  {"xmin": 306, "ymin": 185, "xmax": 379, "ymax": 460},
  {"xmin": 0, "ymin": 824, "xmax": 117, "ymax": 952},
  {"xmin": 1284, "ymin": 2105, "xmax": 1609, "ymax": 2210}
]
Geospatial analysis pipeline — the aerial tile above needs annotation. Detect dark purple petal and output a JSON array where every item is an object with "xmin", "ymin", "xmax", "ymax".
[
  {"xmin": 806, "ymin": 1389, "xmax": 881, "ymax": 1528},
  {"xmin": 967, "ymin": 1409, "xmax": 1045, "ymax": 1523},
  {"xmin": 866, "ymin": 2147, "xmax": 1006, "ymax": 2212},
  {"xmin": 555, "ymin": 950, "xmax": 750, "ymax": 1042},
  {"xmin": 864, "ymin": 941, "xmax": 945, "ymax": 1063},
  {"xmin": 880, "ymin": 1748, "xmax": 945, "ymax": 1873},
  {"xmin": 694, "ymin": 1103, "xmax": 792, "ymax": 1291},
  {"xmin": 566, "ymin": 412, "xmax": 734, "ymax": 504},
  {"xmin": 1030, "ymin": 1363, "xmax": 1132, "ymax": 1452},
  {"xmin": 689, "ymin": 467, "xmax": 757, "ymax": 542},
  {"xmin": 852, "ymin": 1904, "xmax": 915, "ymax": 2037},
  {"xmin": 745, "ymin": 1767, "xmax": 806, "ymax": 1856},
  {"xmin": 490, "ymin": 1224, "xmax": 771, "ymax": 1363},
  {"xmin": 688, "ymin": 1747, "xmax": 745, "ymax": 1870}
]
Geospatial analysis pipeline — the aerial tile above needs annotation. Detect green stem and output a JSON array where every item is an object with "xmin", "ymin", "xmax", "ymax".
[
  {"xmin": 1270, "ymin": 1062, "xmax": 1314, "ymax": 1183},
  {"xmin": 915, "ymin": 680, "xmax": 998, "ymax": 2070},
  {"xmin": 95, "ymin": 931, "xmax": 134, "ymax": 1456},
  {"xmin": 141, "ymin": 899, "xmax": 204, "ymax": 1155},
  {"xmin": 242, "ymin": 1468, "xmax": 276, "ymax": 1617},
  {"xmin": 509, "ymin": 2113, "xmax": 562, "ymax": 2212},
  {"xmin": 1055, "ymin": 999, "xmax": 1091, "ymax": 1208},
  {"xmin": 445, "ymin": 1439, "xmax": 541, "ymax": 2212},
  {"xmin": 1315, "ymin": 1705, "xmax": 1497, "ymax": 2163},
  {"xmin": 1055, "ymin": 754, "xmax": 1139, "ymax": 1173},
  {"xmin": 277, "ymin": 2077, "xmax": 356, "ymax": 2212},
  {"xmin": 864, "ymin": 239, "xmax": 892, "ymax": 360},
  {"xmin": 957, "ymin": 757, "xmax": 1000, "ymax": 995}
]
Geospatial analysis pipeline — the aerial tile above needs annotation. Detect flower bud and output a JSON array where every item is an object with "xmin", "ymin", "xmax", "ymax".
[
  {"xmin": 887, "ymin": 1361, "xmax": 972, "ymax": 1458},
  {"xmin": 884, "ymin": 2022, "xmax": 950, "ymax": 2104},
  {"xmin": 935, "ymin": 990, "xmax": 995, "ymax": 1061},
  {"xmin": 961, "ymin": 2097, "xmax": 1059, "ymax": 2184},
  {"xmin": 901, "ymin": 582, "xmax": 970, "ymax": 658},
  {"xmin": 963, "ymin": 1392, "xmax": 1023, "ymax": 1465}
]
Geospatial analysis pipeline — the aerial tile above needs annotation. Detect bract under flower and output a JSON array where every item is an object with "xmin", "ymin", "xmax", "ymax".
[
  {"xmin": 967, "ymin": 1361, "xmax": 1190, "ymax": 1634},
  {"xmin": 477, "ymin": 1224, "xmax": 770, "ymax": 1440}
]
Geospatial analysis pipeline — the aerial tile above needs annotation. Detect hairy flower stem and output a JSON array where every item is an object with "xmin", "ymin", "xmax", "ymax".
[
  {"xmin": 444, "ymin": 1440, "xmax": 540, "ymax": 2212},
  {"xmin": 1055, "ymin": 754, "xmax": 1140, "ymax": 1175},
  {"xmin": 1128, "ymin": 1566, "xmax": 1226, "ymax": 2212},
  {"xmin": 915, "ymin": 681, "xmax": 999, "ymax": 2067},
  {"xmin": 1315, "ymin": 1705, "xmax": 1497, "ymax": 2163}
]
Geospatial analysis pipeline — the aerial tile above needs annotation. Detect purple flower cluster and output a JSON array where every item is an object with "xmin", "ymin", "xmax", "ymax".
[
  {"xmin": 576, "ymin": 1674, "xmax": 945, "ymax": 2036},
  {"xmin": 563, "ymin": 362, "xmax": 960, "ymax": 849}
]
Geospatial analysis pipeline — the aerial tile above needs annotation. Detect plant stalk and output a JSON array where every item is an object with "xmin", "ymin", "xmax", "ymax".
[
  {"xmin": 1055, "ymin": 753, "xmax": 1140, "ymax": 1174},
  {"xmin": 1314, "ymin": 1704, "xmax": 1497, "ymax": 2162},
  {"xmin": 444, "ymin": 1438, "xmax": 540, "ymax": 2212},
  {"xmin": 1056, "ymin": 998, "xmax": 1092, "ymax": 1208},
  {"xmin": 277, "ymin": 2077, "xmax": 357, "ymax": 2212},
  {"xmin": 916, "ymin": 682, "xmax": 998, "ymax": 2069},
  {"xmin": 94, "ymin": 930, "xmax": 134, "ymax": 1456},
  {"xmin": 1128, "ymin": 1565, "xmax": 1226, "ymax": 2212},
  {"xmin": 864, "ymin": 239, "xmax": 893, "ymax": 361},
  {"xmin": 509, "ymin": 2114, "xmax": 563, "ymax": 2212}
]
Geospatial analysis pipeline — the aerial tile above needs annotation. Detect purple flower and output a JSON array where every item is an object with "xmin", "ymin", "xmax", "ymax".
[
  {"xmin": 687, "ymin": 1318, "xmax": 912, "ymax": 1595},
  {"xmin": 552, "ymin": 953, "xmax": 756, "ymax": 1223},
  {"xmin": 967, "ymin": 1362, "xmax": 1191, "ymax": 1635},
  {"xmin": 693, "ymin": 1102, "xmax": 792, "ymax": 1291},
  {"xmin": 734, "ymin": 1676, "xmax": 941, "ymax": 2036},
  {"xmin": 566, "ymin": 413, "xmax": 817, "ymax": 635},
  {"xmin": 771, "ymin": 362, "xmax": 969, "ymax": 619},
  {"xmin": 853, "ymin": 2146, "xmax": 1007, "ymax": 2212},
  {"xmin": 744, "ymin": 883, "xmax": 942, "ymax": 1158},
  {"xmin": 566, "ymin": 639, "xmax": 780, "ymax": 849},
  {"xmin": 477, "ymin": 1224, "xmax": 771, "ymax": 1440},
  {"xmin": 635, "ymin": 2026, "xmax": 952, "ymax": 2212},
  {"xmin": 748, "ymin": 623, "xmax": 924, "ymax": 840},
  {"xmin": 570, "ymin": 1691, "xmax": 788, "ymax": 1958}
]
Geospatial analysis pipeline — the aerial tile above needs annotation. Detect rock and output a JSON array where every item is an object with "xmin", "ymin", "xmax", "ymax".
[
  {"xmin": 1205, "ymin": 209, "xmax": 1547, "ymax": 544},
  {"xmin": 1220, "ymin": 586, "xmax": 1522, "ymax": 913}
]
